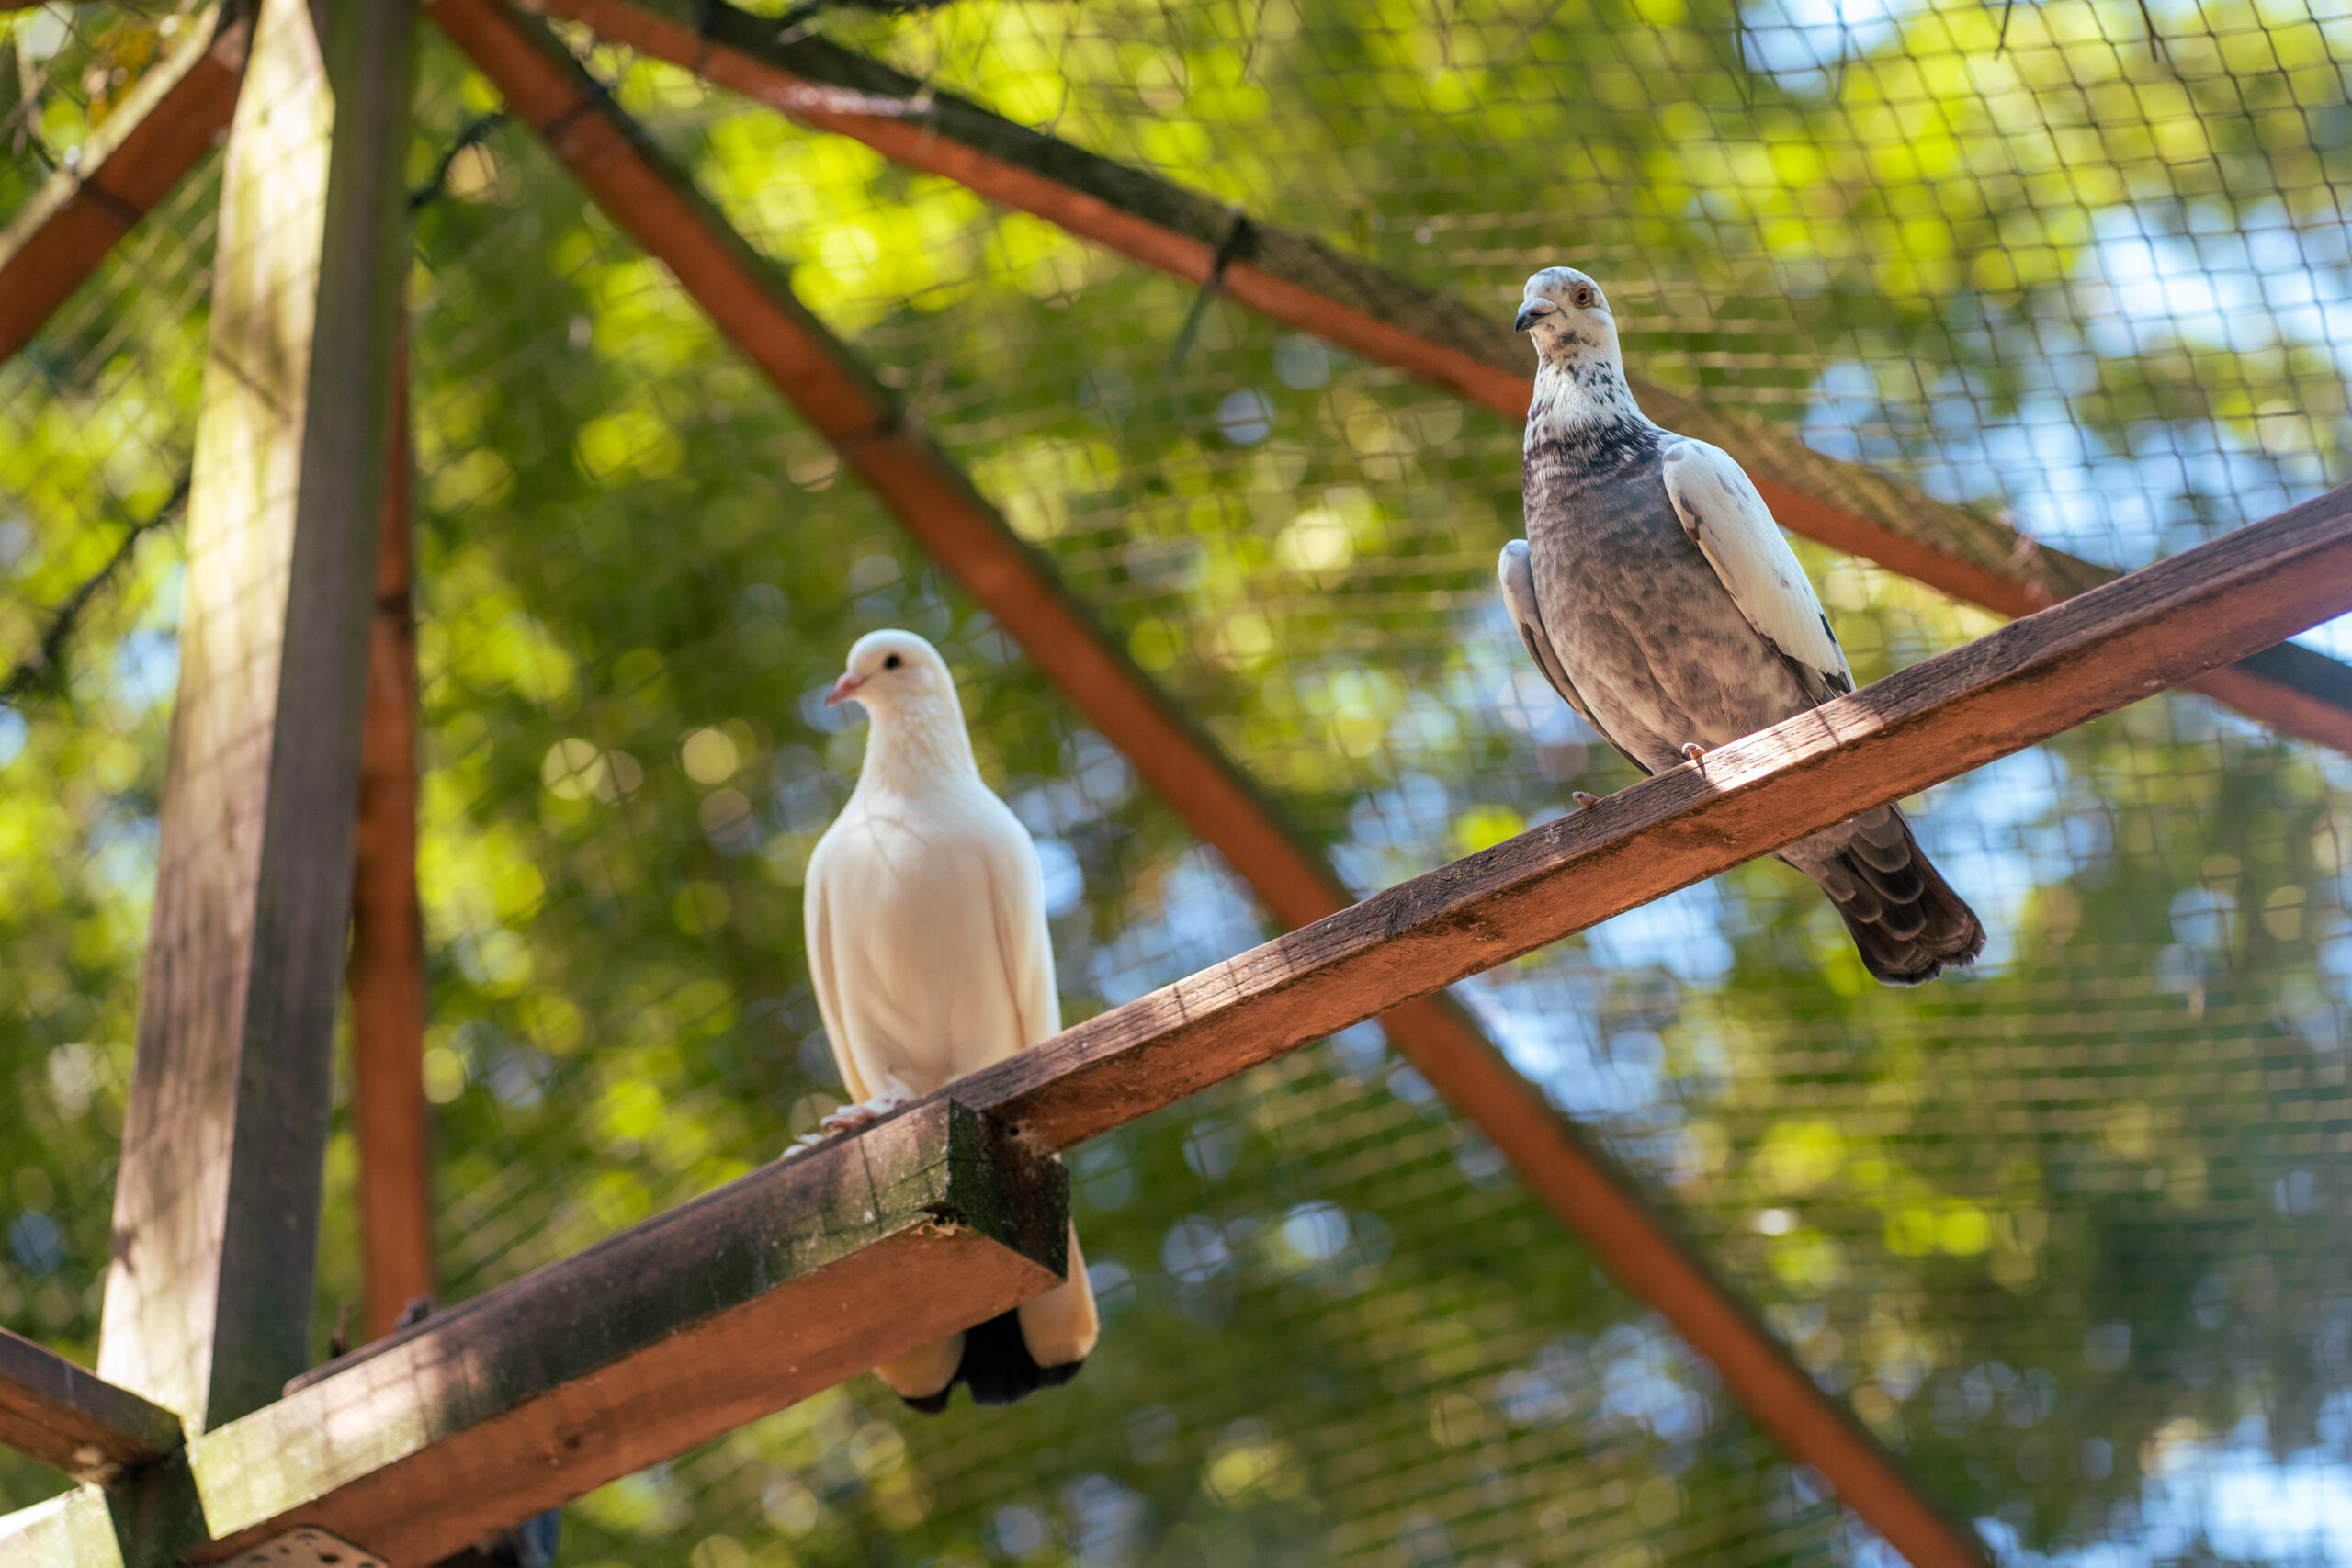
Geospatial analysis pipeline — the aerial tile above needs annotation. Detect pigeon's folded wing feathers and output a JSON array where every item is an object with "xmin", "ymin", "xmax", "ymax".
[
  {"xmin": 1498, "ymin": 539, "xmax": 1595, "ymax": 728},
  {"xmin": 1499, "ymin": 539, "xmax": 1653, "ymax": 774},
  {"xmin": 1660, "ymin": 438, "xmax": 1852, "ymax": 694}
]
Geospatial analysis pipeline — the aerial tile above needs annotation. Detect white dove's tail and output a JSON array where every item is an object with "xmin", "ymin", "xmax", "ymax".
[
  {"xmin": 1781, "ymin": 805, "xmax": 1984, "ymax": 987},
  {"xmin": 890, "ymin": 1222, "xmax": 1098, "ymax": 1414}
]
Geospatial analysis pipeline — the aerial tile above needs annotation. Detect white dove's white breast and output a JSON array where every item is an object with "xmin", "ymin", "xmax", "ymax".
[{"xmin": 807, "ymin": 784, "xmax": 1045, "ymax": 1099}]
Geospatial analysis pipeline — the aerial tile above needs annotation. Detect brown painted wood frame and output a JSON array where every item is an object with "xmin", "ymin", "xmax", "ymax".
[
  {"xmin": 520, "ymin": 0, "xmax": 2352, "ymax": 758},
  {"xmin": 0, "ymin": 1, "xmax": 250, "ymax": 364},
  {"xmin": 351, "ymin": 330, "xmax": 438, "ymax": 1342},
  {"xmin": 0, "ymin": 1329, "xmax": 184, "ymax": 1486}
]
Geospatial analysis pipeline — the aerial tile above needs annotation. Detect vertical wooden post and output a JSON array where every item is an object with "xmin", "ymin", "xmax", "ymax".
[
  {"xmin": 96, "ymin": 0, "xmax": 416, "ymax": 1432},
  {"xmin": 351, "ymin": 330, "xmax": 435, "ymax": 1341}
]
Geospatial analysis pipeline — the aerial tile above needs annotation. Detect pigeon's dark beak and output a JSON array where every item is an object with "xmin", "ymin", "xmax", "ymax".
[
  {"xmin": 824, "ymin": 672, "xmax": 866, "ymax": 707},
  {"xmin": 1514, "ymin": 299, "xmax": 1556, "ymax": 333}
]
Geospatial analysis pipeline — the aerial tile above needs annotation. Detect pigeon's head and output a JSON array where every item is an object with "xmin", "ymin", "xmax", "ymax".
[
  {"xmin": 826, "ymin": 629, "xmax": 955, "ymax": 715},
  {"xmin": 1513, "ymin": 267, "xmax": 1621, "ymax": 367}
]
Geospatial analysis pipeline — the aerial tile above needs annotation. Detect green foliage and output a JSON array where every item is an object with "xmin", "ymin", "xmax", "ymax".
[{"xmin": 3, "ymin": 0, "xmax": 2351, "ymax": 1562}]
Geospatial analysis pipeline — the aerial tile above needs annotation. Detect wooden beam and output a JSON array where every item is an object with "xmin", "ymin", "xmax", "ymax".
[
  {"xmin": 0, "ymin": 1329, "xmax": 184, "ymax": 1485},
  {"xmin": 1, "ymin": 1100, "xmax": 1069, "ymax": 1567},
  {"xmin": 414, "ymin": 12, "xmax": 1990, "ymax": 1565},
  {"xmin": 351, "ymin": 329, "xmax": 437, "ymax": 1343},
  {"xmin": 8, "ymin": 489, "xmax": 2343, "ymax": 1568},
  {"xmin": 0, "ymin": 2, "xmax": 250, "ymax": 365},
  {"xmin": 96, "ymin": 0, "xmax": 416, "ymax": 1434},
  {"xmin": 519, "ymin": 0, "xmax": 2352, "ymax": 758}
]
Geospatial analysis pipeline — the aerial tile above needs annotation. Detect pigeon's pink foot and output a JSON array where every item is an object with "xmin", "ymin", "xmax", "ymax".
[
  {"xmin": 1572, "ymin": 791, "xmax": 1601, "ymax": 809},
  {"xmin": 1680, "ymin": 742, "xmax": 1707, "ymax": 763},
  {"xmin": 819, "ymin": 1093, "xmax": 907, "ymax": 1136}
]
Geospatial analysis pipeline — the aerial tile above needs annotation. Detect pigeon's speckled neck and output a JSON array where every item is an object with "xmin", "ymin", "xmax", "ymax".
[
  {"xmin": 1526, "ymin": 347, "xmax": 1646, "ymax": 439},
  {"xmin": 854, "ymin": 687, "xmax": 980, "ymax": 798}
]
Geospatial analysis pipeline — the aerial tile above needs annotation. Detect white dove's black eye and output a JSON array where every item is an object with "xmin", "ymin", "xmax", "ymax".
[
  {"xmin": 1571, "ymin": 284, "xmax": 1596, "ymax": 308},
  {"xmin": 884, "ymin": 653, "xmax": 902, "ymax": 670}
]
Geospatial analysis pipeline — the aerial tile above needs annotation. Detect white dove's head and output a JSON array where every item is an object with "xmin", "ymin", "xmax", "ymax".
[
  {"xmin": 826, "ymin": 628, "xmax": 978, "ymax": 785},
  {"xmin": 826, "ymin": 628, "xmax": 956, "ymax": 716}
]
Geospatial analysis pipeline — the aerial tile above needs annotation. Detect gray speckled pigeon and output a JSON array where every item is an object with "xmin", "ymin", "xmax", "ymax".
[{"xmin": 1499, "ymin": 266, "xmax": 1984, "ymax": 986}]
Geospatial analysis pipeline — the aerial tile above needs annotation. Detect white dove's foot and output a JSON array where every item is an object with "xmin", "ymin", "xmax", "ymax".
[
  {"xmin": 1680, "ymin": 742, "xmax": 1708, "ymax": 763},
  {"xmin": 1572, "ymin": 791, "xmax": 1601, "ymax": 808},
  {"xmin": 819, "ymin": 1093, "xmax": 908, "ymax": 1136}
]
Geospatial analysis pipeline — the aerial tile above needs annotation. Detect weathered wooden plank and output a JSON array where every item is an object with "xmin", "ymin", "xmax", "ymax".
[
  {"xmin": 414, "ymin": 13, "xmax": 1991, "ymax": 1563},
  {"xmin": 0, "ymin": 1101, "xmax": 1065, "ymax": 1567},
  {"xmin": 0, "ymin": 2, "xmax": 250, "ymax": 365},
  {"xmin": 523, "ymin": 0, "xmax": 2352, "ymax": 757},
  {"xmin": 351, "ymin": 332, "xmax": 436, "ymax": 1342},
  {"xmin": 0, "ymin": 1488, "xmax": 120, "ymax": 1568},
  {"xmin": 95, "ymin": 0, "xmax": 416, "ymax": 1434},
  {"xmin": 0, "ymin": 1329, "xmax": 183, "ymax": 1485},
  {"xmin": 197, "ymin": 1101, "xmax": 1058, "ymax": 1565}
]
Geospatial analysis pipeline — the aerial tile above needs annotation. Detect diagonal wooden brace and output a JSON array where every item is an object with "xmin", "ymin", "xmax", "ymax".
[{"xmin": 0, "ymin": 1330, "xmax": 185, "ymax": 1486}]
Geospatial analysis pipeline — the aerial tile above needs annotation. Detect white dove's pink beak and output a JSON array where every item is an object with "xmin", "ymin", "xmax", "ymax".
[{"xmin": 823, "ymin": 672, "xmax": 866, "ymax": 707}]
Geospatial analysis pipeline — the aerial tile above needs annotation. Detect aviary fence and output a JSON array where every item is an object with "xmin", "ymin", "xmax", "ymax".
[{"xmin": 2, "ymin": 0, "xmax": 2350, "ymax": 1562}]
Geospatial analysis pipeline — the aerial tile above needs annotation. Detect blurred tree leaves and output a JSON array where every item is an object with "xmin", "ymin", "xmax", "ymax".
[{"xmin": 3, "ymin": 0, "xmax": 2351, "ymax": 1562}]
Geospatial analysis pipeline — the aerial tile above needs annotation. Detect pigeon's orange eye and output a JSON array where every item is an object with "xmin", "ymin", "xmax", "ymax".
[
  {"xmin": 1572, "ymin": 285, "xmax": 1596, "ymax": 308},
  {"xmin": 884, "ymin": 653, "xmax": 902, "ymax": 670}
]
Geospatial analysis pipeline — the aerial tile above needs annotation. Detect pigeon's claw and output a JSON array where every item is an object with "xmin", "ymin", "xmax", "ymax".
[
  {"xmin": 1572, "ymin": 791, "xmax": 1601, "ymax": 808},
  {"xmin": 819, "ymin": 1093, "xmax": 908, "ymax": 1136},
  {"xmin": 1680, "ymin": 742, "xmax": 1708, "ymax": 763}
]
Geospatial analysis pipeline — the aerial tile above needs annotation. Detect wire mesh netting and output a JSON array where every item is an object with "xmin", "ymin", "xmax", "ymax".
[{"xmin": 6, "ymin": 0, "xmax": 2352, "ymax": 1562}]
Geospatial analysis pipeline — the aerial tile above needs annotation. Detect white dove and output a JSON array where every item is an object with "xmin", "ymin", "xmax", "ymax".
[
  {"xmin": 801, "ymin": 628, "xmax": 1098, "ymax": 1409},
  {"xmin": 1501, "ymin": 267, "xmax": 1984, "ymax": 985}
]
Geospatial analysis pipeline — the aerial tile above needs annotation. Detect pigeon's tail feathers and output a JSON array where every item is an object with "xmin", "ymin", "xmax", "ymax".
[
  {"xmin": 1794, "ymin": 806, "xmax": 1984, "ymax": 986},
  {"xmin": 890, "ymin": 1233, "xmax": 1095, "ymax": 1414},
  {"xmin": 912, "ymin": 1307, "xmax": 1084, "ymax": 1411},
  {"xmin": 878, "ymin": 1334, "xmax": 965, "ymax": 1411}
]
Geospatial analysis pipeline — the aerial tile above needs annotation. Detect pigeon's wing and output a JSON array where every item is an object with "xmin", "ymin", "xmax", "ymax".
[
  {"xmin": 1498, "ymin": 540, "xmax": 1651, "ymax": 775},
  {"xmin": 801, "ymin": 829, "xmax": 876, "ymax": 1105},
  {"xmin": 1498, "ymin": 540, "xmax": 1594, "ymax": 728},
  {"xmin": 1660, "ymin": 437, "xmax": 1854, "ymax": 696}
]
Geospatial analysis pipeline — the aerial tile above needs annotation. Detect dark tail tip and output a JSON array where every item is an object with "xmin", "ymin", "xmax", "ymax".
[
  {"xmin": 899, "ymin": 1308, "xmax": 1086, "ymax": 1414},
  {"xmin": 1815, "ymin": 814, "xmax": 1985, "ymax": 987}
]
